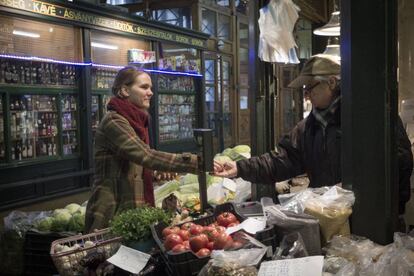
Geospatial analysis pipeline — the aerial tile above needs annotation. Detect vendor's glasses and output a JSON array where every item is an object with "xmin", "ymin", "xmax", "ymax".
[{"xmin": 303, "ymin": 81, "xmax": 321, "ymax": 94}]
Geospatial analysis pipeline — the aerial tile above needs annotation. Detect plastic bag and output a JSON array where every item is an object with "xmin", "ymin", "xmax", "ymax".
[
  {"xmin": 4, "ymin": 210, "xmax": 51, "ymax": 237},
  {"xmin": 278, "ymin": 189, "xmax": 317, "ymax": 213},
  {"xmin": 273, "ymin": 232, "xmax": 309, "ymax": 260},
  {"xmin": 258, "ymin": 0, "xmax": 300, "ymax": 63},
  {"xmin": 233, "ymin": 178, "xmax": 252, "ymax": 203},
  {"xmin": 304, "ymin": 186, "xmax": 355, "ymax": 244},
  {"xmin": 198, "ymin": 232, "xmax": 265, "ymax": 276},
  {"xmin": 262, "ymin": 197, "xmax": 322, "ymax": 255},
  {"xmin": 323, "ymin": 256, "xmax": 352, "ymax": 274}
]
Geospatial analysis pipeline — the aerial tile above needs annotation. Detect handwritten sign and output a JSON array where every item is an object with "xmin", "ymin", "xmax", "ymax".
[
  {"xmin": 258, "ymin": 256, "xmax": 324, "ymax": 276},
  {"xmin": 107, "ymin": 245, "xmax": 151, "ymax": 274}
]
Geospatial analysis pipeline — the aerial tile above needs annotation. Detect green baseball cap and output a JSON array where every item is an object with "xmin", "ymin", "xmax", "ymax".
[{"xmin": 288, "ymin": 54, "xmax": 341, "ymax": 88}]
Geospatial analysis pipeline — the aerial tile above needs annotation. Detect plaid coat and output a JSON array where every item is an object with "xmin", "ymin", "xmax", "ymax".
[{"xmin": 85, "ymin": 111, "xmax": 198, "ymax": 232}]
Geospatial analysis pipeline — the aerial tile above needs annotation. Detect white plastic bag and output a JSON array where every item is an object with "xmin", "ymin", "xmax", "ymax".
[{"xmin": 258, "ymin": 0, "xmax": 300, "ymax": 63}]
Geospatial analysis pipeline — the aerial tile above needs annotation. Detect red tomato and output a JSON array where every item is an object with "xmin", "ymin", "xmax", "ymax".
[
  {"xmin": 206, "ymin": 229, "xmax": 220, "ymax": 242},
  {"xmin": 196, "ymin": 248, "xmax": 211, "ymax": 258},
  {"xmin": 209, "ymin": 222, "xmax": 218, "ymax": 227},
  {"xmin": 202, "ymin": 226, "xmax": 216, "ymax": 234},
  {"xmin": 215, "ymin": 226, "xmax": 226, "ymax": 233},
  {"xmin": 177, "ymin": 229, "xmax": 190, "ymax": 241},
  {"xmin": 213, "ymin": 232, "xmax": 231, "ymax": 250},
  {"xmin": 225, "ymin": 235, "xmax": 233, "ymax": 249},
  {"xmin": 162, "ymin": 226, "xmax": 180, "ymax": 238},
  {"xmin": 171, "ymin": 244, "xmax": 187, "ymax": 253},
  {"xmin": 181, "ymin": 222, "xmax": 195, "ymax": 231},
  {"xmin": 164, "ymin": 234, "xmax": 183, "ymax": 251},
  {"xmin": 216, "ymin": 212, "xmax": 237, "ymax": 227},
  {"xmin": 183, "ymin": 240, "xmax": 191, "ymax": 250},
  {"xmin": 190, "ymin": 224, "xmax": 204, "ymax": 236},
  {"xmin": 231, "ymin": 241, "xmax": 243, "ymax": 250},
  {"xmin": 189, "ymin": 234, "xmax": 209, "ymax": 253},
  {"xmin": 206, "ymin": 241, "xmax": 214, "ymax": 251}
]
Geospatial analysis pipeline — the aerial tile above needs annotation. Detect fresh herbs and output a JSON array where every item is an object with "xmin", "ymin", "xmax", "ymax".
[{"xmin": 109, "ymin": 207, "xmax": 171, "ymax": 242}]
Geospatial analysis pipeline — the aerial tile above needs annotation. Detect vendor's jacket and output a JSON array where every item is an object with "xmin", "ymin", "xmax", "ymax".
[
  {"xmin": 85, "ymin": 111, "xmax": 198, "ymax": 232},
  {"xmin": 236, "ymin": 105, "xmax": 413, "ymax": 214}
]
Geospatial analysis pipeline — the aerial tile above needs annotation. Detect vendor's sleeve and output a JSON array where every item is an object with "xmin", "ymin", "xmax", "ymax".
[
  {"xmin": 236, "ymin": 125, "xmax": 305, "ymax": 184},
  {"xmin": 102, "ymin": 113, "xmax": 198, "ymax": 174}
]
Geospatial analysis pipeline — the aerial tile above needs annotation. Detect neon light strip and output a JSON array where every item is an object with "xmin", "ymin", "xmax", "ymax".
[
  {"xmin": 144, "ymin": 69, "xmax": 203, "ymax": 77},
  {"xmin": 93, "ymin": 64, "xmax": 203, "ymax": 77},
  {"xmin": 92, "ymin": 63, "xmax": 123, "ymax": 69},
  {"xmin": 0, "ymin": 54, "xmax": 88, "ymax": 66},
  {"xmin": 0, "ymin": 54, "xmax": 203, "ymax": 76}
]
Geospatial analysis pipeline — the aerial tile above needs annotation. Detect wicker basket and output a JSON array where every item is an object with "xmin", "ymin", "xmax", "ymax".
[{"xmin": 50, "ymin": 228, "xmax": 122, "ymax": 276}]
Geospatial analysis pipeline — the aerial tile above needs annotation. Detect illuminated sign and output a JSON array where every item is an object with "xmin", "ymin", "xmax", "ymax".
[{"xmin": 0, "ymin": 0, "xmax": 206, "ymax": 48}]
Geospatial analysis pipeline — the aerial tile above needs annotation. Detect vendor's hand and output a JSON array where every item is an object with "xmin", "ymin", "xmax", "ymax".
[
  {"xmin": 213, "ymin": 160, "xmax": 224, "ymax": 173},
  {"xmin": 154, "ymin": 171, "xmax": 178, "ymax": 181},
  {"xmin": 213, "ymin": 161, "xmax": 237, "ymax": 178},
  {"xmin": 275, "ymin": 181, "xmax": 290, "ymax": 194}
]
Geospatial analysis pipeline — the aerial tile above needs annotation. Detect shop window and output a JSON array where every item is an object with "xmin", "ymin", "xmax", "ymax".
[
  {"xmin": 152, "ymin": 8, "xmax": 192, "ymax": 29},
  {"xmin": 217, "ymin": 0, "xmax": 230, "ymax": 7},
  {"xmin": 158, "ymin": 43, "xmax": 200, "ymax": 73},
  {"xmin": 240, "ymin": 23, "xmax": 249, "ymax": 46},
  {"xmin": 205, "ymin": 60, "xmax": 215, "ymax": 85},
  {"xmin": 0, "ymin": 15, "xmax": 82, "ymax": 62},
  {"xmin": 91, "ymin": 31, "xmax": 150, "ymax": 67},
  {"xmin": 202, "ymin": 8, "xmax": 216, "ymax": 36},
  {"xmin": 295, "ymin": 18, "xmax": 312, "ymax": 59},
  {"xmin": 218, "ymin": 14, "xmax": 231, "ymax": 40}
]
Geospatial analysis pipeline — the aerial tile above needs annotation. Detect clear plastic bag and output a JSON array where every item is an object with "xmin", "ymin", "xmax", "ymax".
[
  {"xmin": 233, "ymin": 178, "xmax": 252, "ymax": 203},
  {"xmin": 198, "ymin": 232, "xmax": 266, "ymax": 276},
  {"xmin": 262, "ymin": 197, "xmax": 321, "ymax": 255},
  {"xmin": 304, "ymin": 186, "xmax": 355, "ymax": 244},
  {"xmin": 4, "ymin": 210, "xmax": 51, "ymax": 237},
  {"xmin": 273, "ymin": 232, "xmax": 309, "ymax": 260}
]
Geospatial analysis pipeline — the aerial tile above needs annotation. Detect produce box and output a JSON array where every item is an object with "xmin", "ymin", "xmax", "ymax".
[
  {"xmin": 24, "ymin": 230, "xmax": 72, "ymax": 276},
  {"xmin": 151, "ymin": 202, "xmax": 277, "ymax": 276}
]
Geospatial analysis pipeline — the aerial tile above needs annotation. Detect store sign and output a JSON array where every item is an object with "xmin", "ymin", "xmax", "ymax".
[{"xmin": 0, "ymin": 0, "xmax": 206, "ymax": 48}]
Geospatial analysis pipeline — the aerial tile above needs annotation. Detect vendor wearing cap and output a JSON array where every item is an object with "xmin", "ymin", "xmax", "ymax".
[{"xmin": 214, "ymin": 54, "xmax": 412, "ymax": 217}]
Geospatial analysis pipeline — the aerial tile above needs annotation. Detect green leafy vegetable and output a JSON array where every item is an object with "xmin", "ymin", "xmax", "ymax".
[{"xmin": 109, "ymin": 206, "xmax": 172, "ymax": 242}]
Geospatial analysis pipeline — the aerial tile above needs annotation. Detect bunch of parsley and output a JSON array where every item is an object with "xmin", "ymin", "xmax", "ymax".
[{"xmin": 109, "ymin": 207, "xmax": 171, "ymax": 242}]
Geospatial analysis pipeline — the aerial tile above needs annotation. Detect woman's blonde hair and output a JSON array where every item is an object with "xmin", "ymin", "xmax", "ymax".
[{"xmin": 112, "ymin": 66, "xmax": 148, "ymax": 98}]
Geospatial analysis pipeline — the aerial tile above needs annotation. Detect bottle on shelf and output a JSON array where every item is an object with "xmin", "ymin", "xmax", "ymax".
[
  {"xmin": 27, "ymin": 142, "xmax": 33, "ymax": 158},
  {"xmin": 4, "ymin": 62, "xmax": 12, "ymax": 83}
]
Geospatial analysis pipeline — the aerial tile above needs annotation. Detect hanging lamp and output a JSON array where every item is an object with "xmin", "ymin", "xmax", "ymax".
[
  {"xmin": 313, "ymin": 11, "xmax": 340, "ymax": 36},
  {"xmin": 322, "ymin": 36, "xmax": 340, "ymax": 59}
]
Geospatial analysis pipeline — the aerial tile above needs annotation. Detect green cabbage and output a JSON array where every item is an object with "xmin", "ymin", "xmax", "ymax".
[
  {"xmin": 232, "ymin": 145, "xmax": 251, "ymax": 154},
  {"xmin": 65, "ymin": 203, "xmax": 81, "ymax": 214},
  {"xmin": 179, "ymin": 182, "xmax": 200, "ymax": 194},
  {"xmin": 207, "ymin": 175, "xmax": 223, "ymax": 186},
  {"xmin": 154, "ymin": 180, "xmax": 180, "ymax": 202},
  {"xmin": 51, "ymin": 210, "xmax": 72, "ymax": 232},
  {"xmin": 35, "ymin": 217, "xmax": 54, "ymax": 232},
  {"xmin": 76, "ymin": 206, "xmax": 86, "ymax": 216},
  {"xmin": 181, "ymin": 174, "xmax": 198, "ymax": 185},
  {"xmin": 214, "ymin": 155, "xmax": 233, "ymax": 163},
  {"xmin": 67, "ymin": 213, "xmax": 85, "ymax": 232}
]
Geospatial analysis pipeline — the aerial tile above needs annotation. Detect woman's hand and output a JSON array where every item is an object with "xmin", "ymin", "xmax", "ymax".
[
  {"xmin": 212, "ymin": 161, "xmax": 238, "ymax": 178},
  {"xmin": 154, "ymin": 171, "xmax": 178, "ymax": 181}
]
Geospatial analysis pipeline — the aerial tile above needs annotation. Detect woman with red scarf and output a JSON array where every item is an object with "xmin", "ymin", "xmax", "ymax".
[{"xmin": 85, "ymin": 67, "xmax": 198, "ymax": 232}]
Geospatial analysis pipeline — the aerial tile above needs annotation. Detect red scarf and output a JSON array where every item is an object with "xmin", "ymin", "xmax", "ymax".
[{"xmin": 107, "ymin": 97, "xmax": 155, "ymax": 206}]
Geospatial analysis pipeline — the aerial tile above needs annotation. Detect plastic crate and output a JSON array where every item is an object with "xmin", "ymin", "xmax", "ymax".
[
  {"xmin": 50, "ymin": 228, "xmax": 121, "ymax": 276},
  {"xmin": 24, "ymin": 230, "xmax": 72, "ymax": 276},
  {"xmin": 151, "ymin": 202, "xmax": 276, "ymax": 276}
]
